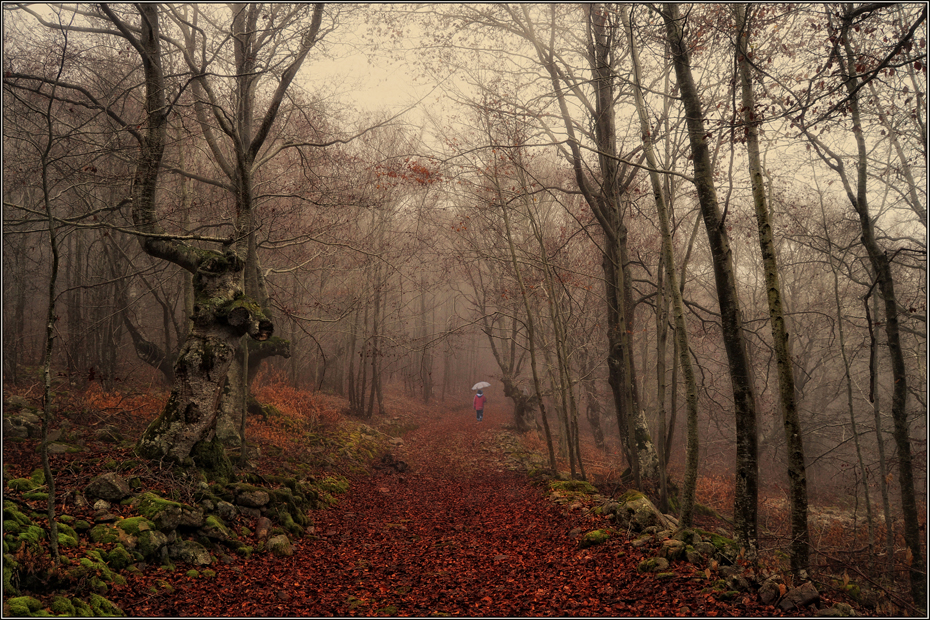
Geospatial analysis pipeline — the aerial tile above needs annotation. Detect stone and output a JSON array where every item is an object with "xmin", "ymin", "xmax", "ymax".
[
  {"xmin": 216, "ymin": 501, "xmax": 238, "ymax": 521},
  {"xmin": 168, "ymin": 540, "xmax": 212, "ymax": 566},
  {"xmin": 267, "ymin": 534, "xmax": 293, "ymax": 557},
  {"xmin": 85, "ymin": 473, "xmax": 131, "ymax": 503},
  {"xmin": 777, "ymin": 582, "xmax": 820, "ymax": 612},
  {"xmin": 93, "ymin": 500, "xmax": 112, "ymax": 512},
  {"xmin": 255, "ymin": 516, "xmax": 273, "ymax": 540},
  {"xmin": 138, "ymin": 530, "xmax": 169, "ymax": 560},
  {"xmin": 236, "ymin": 489, "xmax": 270, "ymax": 508},
  {"xmin": 638, "ymin": 557, "xmax": 670, "ymax": 573},
  {"xmin": 815, "ymin": 603, "xmax": 857, "ymax": 617},
  {"xmin": 138, "ymin": 493, "xmax": 204, "ymax": 531},
  {"xmin": 659, "ymin": 539, "xmax": 686, "ymax": 561}
]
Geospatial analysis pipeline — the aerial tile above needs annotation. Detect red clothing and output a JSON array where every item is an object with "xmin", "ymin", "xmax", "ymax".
[{"xmin": 474, "ymin": 393, "xmax": 487, "ymax": 410}]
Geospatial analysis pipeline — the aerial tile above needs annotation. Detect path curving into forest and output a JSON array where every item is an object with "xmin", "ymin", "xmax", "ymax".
[{"xmin": 110, "ymin": 410, "xmax": 797, "ymax": 616}]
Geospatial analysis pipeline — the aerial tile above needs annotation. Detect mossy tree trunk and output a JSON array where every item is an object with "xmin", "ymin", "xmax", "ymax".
[{"xmin": 98, "ymin": 5, "xmax": 274, "ymax": 463}]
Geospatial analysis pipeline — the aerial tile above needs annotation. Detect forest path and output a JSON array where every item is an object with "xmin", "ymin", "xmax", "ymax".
[{"xmin": 110, "ymin": 410, "xmax": 785, "ymax": 616}]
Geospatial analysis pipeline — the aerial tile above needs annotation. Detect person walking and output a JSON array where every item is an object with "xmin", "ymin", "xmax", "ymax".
[{"xmin": 473, "ymin": 390, "xmax": 487, "ymax": 422}]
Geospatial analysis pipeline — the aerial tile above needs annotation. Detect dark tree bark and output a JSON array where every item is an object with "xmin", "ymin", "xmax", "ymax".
[
  {"xmin": 660, "ymin": 3, "xmax": 760, "ymax": 555},
  {"xmin": 733, "ymin": 3, "xmax": 809, "ymax": 575}
]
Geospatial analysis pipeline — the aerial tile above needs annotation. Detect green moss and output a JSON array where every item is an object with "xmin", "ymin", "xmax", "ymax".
[
  {"xmin": 107, "ymin": 545, "xmax": 133, "ymax": 571},
  {"xmin": 29, "ymin": 469, "xmax": 45, "ymax": 485},
  {"xmin": 6, "ymin": 595, "xmax": 43, "ymax": 616},
  {"xmin": 186, "ymin": 569, "xmax": 200, "ymax": 578},
  {"xmin": 21, "ymin": 492, "xmax": 49, "ymax": 502},
  {"xmin": 549, "ymin": 480, "xmax": 597, "ymax": 495},
  {"xmin": 579, "ymin": 529, "xmax": 611, "ymax": 549},
  {"xmin": 4, "ymin": 502, "xmax": 33, "ymax": 526},
  {"xmin": 7, "ymin": 478, "xmax": 41, "ymax": 492},
  {"xmin": 58, "ymin": 514, "xmax": 75, "ymax": 524},
  {"xmin": 4, "ymin": 519, "xmax": 23, "ymax": 535},
  {"xmin": 87, "ymin": 593, "xmax": 124, "ymax": 617},
  {"xmin": 50, "ymin": 595, "xmax": 76, "ymax": 615},
  {"xmin": 191, "ymin": 438, "xmax": 234, "ymax": 484},
  {"xmin": 617, "ymin": 490, "xmax": 645, "ymax": 503},
  {"xmin": 73, "ymin": 598, "xmax": 93, "ymax": 616},
  {"xmin": 656, "ymin": 572, "xmax": 676, "ymax": 580},
  {"xmin": 202, "ymin": 569, "xmax": 216, "ymax": 578},
  {"xmin": 236, "ymin": 545, "xmax": 253, "ymax": 558},
  {"xmin": 88, "ymin": 524, "xmax": 118, "ymax": 544},
  {"xmin": 116, "ymin": 516, "xmax": 155, "ymax": 536}
]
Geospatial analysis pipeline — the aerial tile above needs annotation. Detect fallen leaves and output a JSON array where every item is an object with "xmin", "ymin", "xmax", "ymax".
[{"xmin": 105, "ymin": 411, "xmax": 802, "ymax": 617}]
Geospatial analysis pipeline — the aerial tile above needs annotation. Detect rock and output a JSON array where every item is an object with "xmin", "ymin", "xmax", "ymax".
[
  {"xmin": 267, "ymin": 534, "xmax": 293, "ymax": 557},
  {"xmin": 138, "ymin": 493, "xmax": 204, "ymax": 531},
  {"xmin": 777, "ymin": 582, "xmax": 819, "ymax": 612},
  {"xmin": 579, "ymin": 529, "xmax": 611, "ymax": 549},
  {"xmin": 93, "ymin": 425, "xmax": 122, "ymax": 443},
  {"xmin": 85, "ymin": 473, "xmax": 131, "ymax": 502},
  {"xmin": 216, "ymin": 501, "xmax": 238, "ymax": 521},
  {"xmin": 93, "ymin": 499, "xmax": 112, "ymax": 512},
  {"xmin": 255, "ymin": 516, "xmax": 273, "ymax": 540},
  {"xmin": 611, "ymin": 492, "xmax": 673, "ymax": 533},
  {"xmin": 236, "ymin": 489, "xmax": 270, "ymax": 508},
  {"xmin": 637, "ymin": 557, "xmax": 670, "ymax": 573},
  {"xmin": 659, "ymin": 538, "xmax": 686, "ymax": 561},
  {"xmin": 168, "ymin": 540, "xmax": 212, "ymax": 566},
  {"xmin": 758, "ymin": 578, "xmax": 782, "ymax": 605},
  {"xmin": 138, "ymin": 530, "xmax": 169, "ymax": 560}
]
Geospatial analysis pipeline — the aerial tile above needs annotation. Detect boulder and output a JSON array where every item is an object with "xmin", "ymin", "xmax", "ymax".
[
  {"xmin": 608, "ymin": 492, "xmax": 673, "ymax": 533},
  {"xmin": 138, "ymin": 530, "xmax": 169, "ymax": 560},
  {"xmin": 168, "ymin": 540, "xmax": 212, "ymax": 566},
  {"xmin": 758, "ymin": 578, "xmax": 782, "ymax": 605},
  {"xmin": 85, "ymin": 473, "xmax": 130, "ymax": 503},
  {"xmin": 216, "ymin": 501, "xmax": 238, "ymax": 521},
  {"xmin": 777, "ymin": 582, "xmax": 820, "ymax": 612},
  {"xmin": 138, "ymin": 493, "xmax": 204, "ymax": 531},
  {"xmin": 255, "ymin": 516, "xmax": 273, "ymax": 540},
  {"xmin": 267, "ymin": 534, "xmax": 293, "ymax": 557}
]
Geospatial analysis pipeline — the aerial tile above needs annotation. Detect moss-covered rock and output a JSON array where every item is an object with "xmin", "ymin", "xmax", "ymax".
[
  {"xmin": 87, "ymin": 593, "xmax": 124, "ymax": 617},
  {"xmin": 49, "ymin": 595, "xmax": 76, "ymax": 615},
  {"xmin": 88, "ymin": 523, "xmax": 119, "ymax": 544},
  {"xmin": 107, "ymin": 544, "xmax": 134, "ymax": 571},
  {"xmin": 579, "ymin": 529, "xmax": 611, "ymax": 549},
  {"xmin": 549, "ymin": 479, "xmax": 598, "ymax": 495},
  {"xmin": 7, "ymin": 478, "xmax": 41, "ymax": 493},
  {"xmin": 638, "ymin": 557, "xmax": 670, "ymax": 573},
  {"xmin": 6, "ymin": 595, "xmax": 43, "ymax": 616},
  {"xmin": 57, "ymin": 520, "xmax": 80, "ymax": 548},
  {"xmin": 267, "ymin": 534, "xmax": 293, "ymax": 557},
  {"xmin": 116, "ymin": 516, "xmax": 155, "ymax": 536},
  {"xmin": 138, "ymin": 492, "xmax": 204, "ymax": 530},
  {"xmin": 137, "ymin": 529, "xmax": 169, "ymax": 560}
]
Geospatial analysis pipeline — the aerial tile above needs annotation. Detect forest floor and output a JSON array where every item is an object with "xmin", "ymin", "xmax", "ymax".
[
  {"xmin": 118, "ymin": 406, "xmax": 850, "ymax": 616},
  {"xmin": 3, "ymin": 382, "xmax": 881, "ymax": 616}
]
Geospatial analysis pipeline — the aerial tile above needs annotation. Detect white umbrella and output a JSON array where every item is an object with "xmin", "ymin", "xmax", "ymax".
[{"xmin": 471, "ymin": 381, "xmax": 491, "ymax": 391}]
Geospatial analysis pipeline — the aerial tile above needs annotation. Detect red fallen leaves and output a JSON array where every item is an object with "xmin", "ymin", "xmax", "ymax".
[{"xmin": 109, "ymin": 412, "xmax": 814, "ymax": 617}]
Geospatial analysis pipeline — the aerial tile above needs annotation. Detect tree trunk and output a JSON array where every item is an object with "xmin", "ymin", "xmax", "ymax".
[
  {"xmin": 733, "ymin": 3, "xmax": 809, "ymax": 574},
  {"xmin": 831, "ymin": 8, "xmax": 922, "ymax": 600},
  {"xmin": 662, "ymin": 3, "xmax": 760, "ymax": 555},
  {"xmin": 116, "ymin": 4, "xmax": 274, "ymax": 462},
  {"xmin": 624, "ymin": 3, "xmax": 701, "ymax": 526}
]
